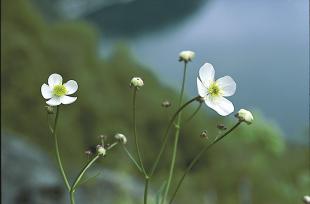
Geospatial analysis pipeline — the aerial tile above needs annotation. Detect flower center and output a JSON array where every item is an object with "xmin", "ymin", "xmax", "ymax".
[
  {"xmin": 208, "ymin": 82, "xmax": 221, "ymax": 97},
  {"xmin": 53, "ymin": 84, "xmax": 67, "ymax": 96}
]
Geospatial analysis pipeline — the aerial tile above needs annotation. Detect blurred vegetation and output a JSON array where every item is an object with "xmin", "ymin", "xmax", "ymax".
[{"xmin": 1, "ymin": 0, "xmax": 309, "ymax": 203}]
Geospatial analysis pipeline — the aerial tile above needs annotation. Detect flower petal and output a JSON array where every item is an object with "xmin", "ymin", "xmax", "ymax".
[
  {"xmin": 48, "ymin": 73, "xmax": 63, "ymax": 87},
  {"xmin": 197, "ymin": 78, "xmax": 208, "ymax": 97},
  {"xmin": 46, "ymin": 97, "xmax": 61, "ymax": 106},
  {"xmin": 60, "ymin": 95, "xmax": 77, "ymax": 104},
  {"xmin": 216, "ymin": 76, "xmax": 236, "ymax": 97},
  {"xmin": 205, "ymin": 96, "xmax": 234, "ymax": 116},
  {"xmin": 64, "ymin": 80, "xmax": 78, "ymax": 95},
  {"xmin": 41, "ymin": 83, "xmax": 52, "ymax": 99},
  {"xmin": 199, "ymin": 63, "xmax": 215, "ymax": 87}
]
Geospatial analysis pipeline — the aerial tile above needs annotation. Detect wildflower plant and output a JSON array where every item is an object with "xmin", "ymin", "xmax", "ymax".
[{"xmin": 41, "ymin": 51, "xmax": 254, "ymax": 204}]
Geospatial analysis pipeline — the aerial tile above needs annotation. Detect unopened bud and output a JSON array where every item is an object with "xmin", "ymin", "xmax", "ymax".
[
  {"xmin": 200, "ymin": 130, "xmax": 208, "ymax": 139},
  {"xmin": 217, "ymin": 124, "xmax": 227, "ymax": 130},
  {"xmin": 130, "ymin": 77, "xmax": 144, "ymax": 88},
  {"xmin": 84, "ymin": 150, "xmax": 92, "ymax": 156},
  {"xmin": 99, "ymin": 134, "xmax": 107, "ymax": 146},
  {"xmin": 179, "ymin": 50, "xmax": 195, "ymax": 62},
  {"xmin": 114, "ymin": 133, "xmax": 127, "ymax": 144},
  {"xmin": 96, "ymin": 145, "xmax": 106, "ymax": 156},
  {"xmin": 235, "ymin": 109, "xmax": 254, "ymax": 125},
  {"xmin": 45, "ymin": 106, "xmax": 54, "ymax": 114},
  {"xmin": 161, "ymin": 100, "xmax": 171, "ymax": 108},
  {"xmin": 99, "ymin": 134, "xmax": 107, "ymax": 140}
]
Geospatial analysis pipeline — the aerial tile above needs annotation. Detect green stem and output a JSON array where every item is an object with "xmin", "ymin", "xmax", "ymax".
[
  {"xmin": 69, "ymin": 155, "xmax": 100, "ymax": 204},
  {"xmin": 132, "ymin": 88, "xmax": 147, "ymax": 176},
  {"xmin": 107, "ymin": 142, "xmax": 119, "ymax": 150},
  {"xmin": 150, "ymin": 96, "xmax": 200, "ymax": 177},
  {"xmin": 71, "ymin": 155, "xmax": 100, "ymax": 190},
  {"xmin": 162, "ymin": 62, "xmax": 188, "ymax": 204},
  {"xmin": 168, "ymin": 121, "xmax": 242, "ymax": 204},
  {"xmin": 52, "ymin": 106, "xmax": 71, "ymax": 191},
  {"xmin": 184, "ymin": 102, "xmax": 202, "ymax": 124},
  {"xmin": 70, "ymin": 190, "xmax": 75, "ymax": 204},
  {"xmin": 75, "ymin": 171, "xmax": 102, "ymax": 188},
  {"xmin": 144, "ymin": 176, "xmax": 150, "ymax": 204},
  {"xmin": 122, "ymin": 145, "xmax": 143, "ymax": 173},
  {"xmin": 47, "ymin": 114, "xmax": 54, "ymax": 133}
]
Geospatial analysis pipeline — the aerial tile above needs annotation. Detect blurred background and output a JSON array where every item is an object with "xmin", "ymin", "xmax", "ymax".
[{"xmin": 1, "ymin": 0, "xmax": 309, "ymax": 203}]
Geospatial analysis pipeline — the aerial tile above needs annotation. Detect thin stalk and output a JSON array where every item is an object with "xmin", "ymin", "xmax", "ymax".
[
  {"xmin": 107, "ymin": 142, "xmax": 119, "ymax": 151},
  {"xmin": 71, "ymin": 155, "xmax": 100, "ymax": 190},
  {"xmin": 47, "ymin": 114, "xmax": 54, "ymax": 133},
  {"xmin": 184, "ymin": 102, "xmax": 202, "ymax": 124},
  {"xmin": 69, "ymin": 155, "xmax": 100, "ymax": 203},
  {"xmin": 144, "ymin": 176, "xmax": 150, "ymax": 204},
  {"xmin": 132, "ymin": 88, "xmax": 147, "ymax": 176},
  {"xmin": 52, "ymin": 106, "xmax": 71, "ymax": 191},
  {"xmin": 75, "ymin": 172, "xmax": 102, "ymax": 188},
  {"xmin": 70, "ymin": 191, "xmax": 75, "ymax": 204},
  {"xmin": 168, "ymin": 121, "xmax": 242, "ymax": 204},
  {"xmin": 121, "ymin": 145, "xmax": 143, "ymax": 173},
  {"xmin": 150, "ymin": 96, "xmax": 200, "ymax": 176},
  {"xmin": 162, "ymin": 62, "xmax": 188, "ymax": 204}
]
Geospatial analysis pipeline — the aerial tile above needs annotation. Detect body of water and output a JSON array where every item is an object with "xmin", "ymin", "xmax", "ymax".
[
  {"xmin": 99, "ymin": 0, "xmax": 308, "ymax": 140},
  {"xmin": 93, "ymin": 0, "xmax": 309, "ymax": 139}
]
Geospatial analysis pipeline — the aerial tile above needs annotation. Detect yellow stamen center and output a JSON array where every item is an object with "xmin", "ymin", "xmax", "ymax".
[
  {"xmin": 53, "ymin": 84, "xmax": 67, "ymax": 96},
  {"xmin": 208, "ymin": 82, "xmax": 221, "ymax": 97}
]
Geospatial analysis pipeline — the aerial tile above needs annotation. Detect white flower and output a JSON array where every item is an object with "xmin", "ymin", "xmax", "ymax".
[
  {"xmin": 41, "ymin": 73, "xmax": 78, "ymax": 106},
  {"xmin": 114, "ymin": 133, "xmax": 127, "ymax": 144},
  {"xmin": 130, "ymin": 77, "xmax": 144, "ymax": 88},
  {"xmin": 197, "ymin": 63, "xmax": 236, "ymax": 116},
  {"xmin": 179, "ymin": 50, "xmax": 195, "ymax": 62},
  {"xmin": 304, "ymin": 196, "xmax": 310, "ymax": 204},
  {"xmin": 236, "ymin": 109, "xmax": 254, "ymax": 124}
]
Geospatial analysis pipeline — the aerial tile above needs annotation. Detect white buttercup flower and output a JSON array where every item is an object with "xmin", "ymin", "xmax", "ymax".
[
  {"xmin": 114, "ymin": 133, "xmax": 127, "ymax": 144},
  {"xmin": 41, "ymin": 73, "xmax": 78, "ymax": 106},
  {"xmin": 236, "ymin": 109, "xmax": 254, "ymax": 124},
  {"xmin": 179, "ymin": 50, "xmax": 195, "ymax": 62},
  {"xmin": 197, "ymin": 63, "xmax": 236, "ymax": 116},
  {"xmin": 304, "ymin": 196, "xmax": 310, "ymax": 204}
]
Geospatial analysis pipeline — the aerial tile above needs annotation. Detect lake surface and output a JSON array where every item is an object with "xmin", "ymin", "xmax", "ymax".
[{"xmin": 99, "ymin": 0, "xmax": 308, "ymax": 139}]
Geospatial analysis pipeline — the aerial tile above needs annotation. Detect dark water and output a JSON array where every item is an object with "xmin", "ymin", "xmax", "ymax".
[{"xmin": 99, "ymin": 0, "xmax": 309, "ymax": 139}]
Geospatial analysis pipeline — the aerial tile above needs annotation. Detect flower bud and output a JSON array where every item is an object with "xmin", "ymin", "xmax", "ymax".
[
  {"xmin": 130, "ymin": 77, "xmax": 144, "ymax": 88},
  {"xmin": 99, "ymin": 134, "xmax": 107, "ymax": 140},
  {"xmin": 45, "ymin": 106, "xmax": 54, "ymax": 114},
  {"xmin": 96, "ymin": 145, "xmax": 106, "ymax": 156},
  {"xmin": 200, "ymin": 130, "xmax": 208, "ymax": 139},
  {"xmin": 99, "ymin": 134, "xmax": 107, "ymax": 146},
  {"xmin": 161, "ymin": 100, "xmax": 171, "ymax": 108},
  {"xmin": 114, "ymin": 133, "xmax": 127, "ymax": 144},
  {"xmin": 217, "ymin": 124, "xmax": 227, "ymax": 130},
  {"xmin": 179, "ymin": 50, "xmax": 195, "ymax": 62},
  {"xmin": 235, "ymin": 109, "xmax": 254, "ymax": 125},
  {"xmin": 84, "ymin": 150, "xmax": 92, "ymax": 156}
]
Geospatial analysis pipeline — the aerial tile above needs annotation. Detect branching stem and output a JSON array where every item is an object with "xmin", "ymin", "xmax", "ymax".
[{"xmin": 168, "ymin": 121, "xmax": 242, "ymax": 204}]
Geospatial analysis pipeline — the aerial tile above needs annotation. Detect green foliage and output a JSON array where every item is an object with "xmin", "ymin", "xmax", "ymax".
[{"xmin": 2, "ymin": 0, "xmax": 309, "ymax": 203}]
